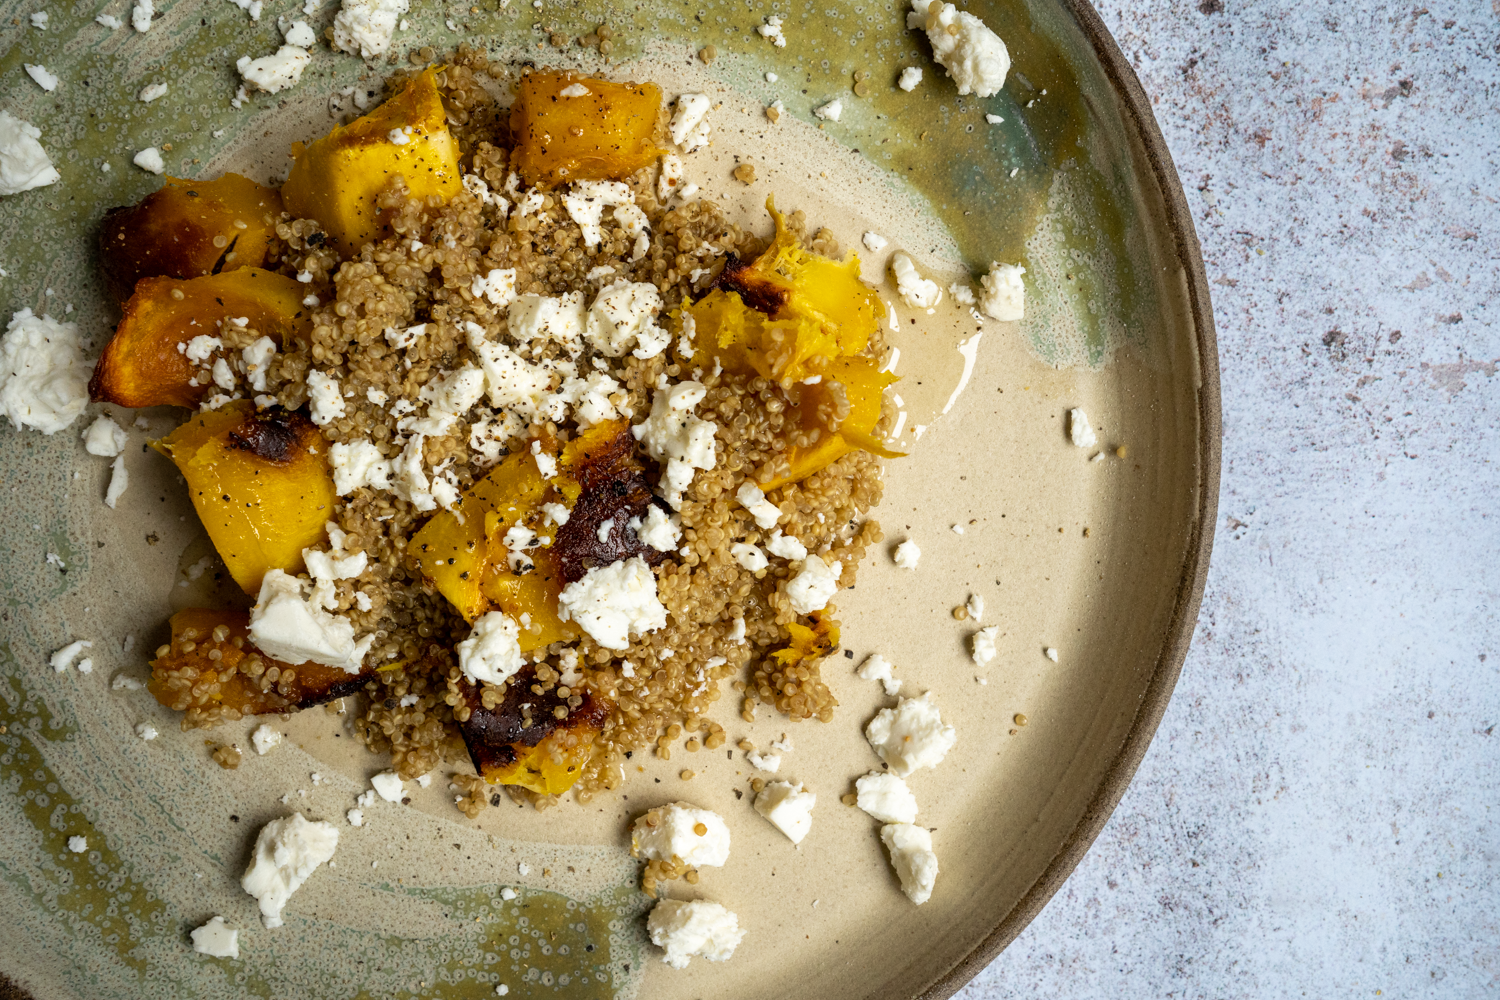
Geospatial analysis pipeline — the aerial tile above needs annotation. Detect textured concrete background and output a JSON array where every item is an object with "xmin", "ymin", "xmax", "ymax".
[{"xmin": 960, "ymin": 0, "xmax": 1499, "ymax": 996}]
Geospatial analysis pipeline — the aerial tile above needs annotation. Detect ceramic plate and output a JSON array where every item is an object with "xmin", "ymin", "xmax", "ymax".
[{"xmin": 0, "ymin": 0, "xmax": 1218, "ymax": 996}]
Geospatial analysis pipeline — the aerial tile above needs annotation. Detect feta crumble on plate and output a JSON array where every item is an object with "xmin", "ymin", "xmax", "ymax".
[
  {"xmin": 83, "ymin": 415, "xmax": 127, "ymax": 456},
  {"xmin": 0, "ymin": 309, "xmax": 89, "ymax": 433},
  {"xmin": 240, "ymin": 812, "xmax": 339, "ymax": 928},
  {"xmin": 972, "ymin": 625, "xmax": 999, "ymax": 665},
  {"xmin": 24, "ymin": 64, "xmax": 59, "ymax": 92},
  {"xmin": 331, "ymin": 0, "xmax": 409, "ymax": 59},
  {"xmin": 979, "ymin": 262, "xmax": 1026, "ymax": 320},
  {"xmin": 893, "ymin": 538, "xmax": 921, "ymax": 570},
  {"xmin": 0, "ymin": 113, "xmax": 59, "ymax": 195},
  {"xmin": 190, "ymin": 916, "xmax": 240, "ymax": 958},
  {"xmin": 237, "ymin": 44, "xmax": 312, "ymax": 95},
  {"xmin": 67, "ymin": 835, "xmax": 88, "ymax": 853},
  {"xmin": 881, "ymin": 822, "xmax": 939, "ymax": 904},
  {"xmin": 857, "ymin": 653, "xmax": 903, "ymax": 696},
  {"xmin": 754, "ymin": 779, "xmax": 816, "ymax": 844},
  {"xmin": 865, "ymin": 692, "xmax": 957, "ymax": 776},
  {"xmin": 369, "ymin": 770, "xmax": 404, "ymax": 803},
  {"xmin": 457, "ymin": 611, "xmax": 525, "ymax": 686},
  {"xmin": 814, "ymin": 98, "xmax": 843, "ymax": 122},
  {"xmin": 1069, "ymin": 407, "xmax": 1098, "ymax": 448},
  {"xmin": 785, "ymin": 554, "xmax": 841, "ymax": 614},
  {"xmin": 889, "ymin": 252, "xmax": 942, "ymax": 310},
  {"xmin": 556, "ymin": 557, "xmax": 668, "ymax": 651},
  {"xmin": 907, "ymin": 0, "xmax": 1010, "ymax": 98},
  {"xmin": 647, "ymin": 898, "xmax": 745, "ymax": 969},
  {"xmin": 251, "ymin": 723, "xmax": 283, "ymax": 755},
  {"xmin": 630, "ymin": 801, "xmax": 731, "ymax": 867},
  {"xmin": 856, "ymin": 771, "xmax": 919, "ymax": 824},
  {"xmin": 757, "ymin": 14, "xmax": 786, "ymax": 46},
  {"xmin": 898, "ymin": 66, "xmax": 924, "ymax": 91},
  {"xmin": 248, "ymin": 569, "xmax": 375, "ymax": 672},
  {"xmin": 135, "ymin": 722, "xmax": 159, "ymax": 740},
  {"xmin": 669, "ymin": 93, "xmax": 712, "ymax": 152}
]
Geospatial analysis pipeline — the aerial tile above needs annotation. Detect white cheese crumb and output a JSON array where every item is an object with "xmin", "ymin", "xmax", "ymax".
[
  {"xmin": 754, "ymin": 780, "xmax": 816, "ymax": 844},
  {"xmin": 331, "ymin": 0, "xmax": 409, "ymax": 59},
  {"xmin": 1045, "ymin": 647, "xmax": 1059, "ymax": 662},
  {"xmin": 633, "ymin": 382, "xmax": 718, "ymax": 510},
  {"xmin": 328, "ymin": 439, "xmax": 392, "ymax": 495},
  {"xmin": 96, "ymin": 13, "xmax": 122, "ymax": 28},
  {"xmin": 249, "ymin": 569, "xmax": 374, "ymax": 673},
  {"xmin": 745, "ymin": 750, "xmax": 781, "ymax": 773},
  {"xmin": 647, "ymin": 898, "xmax": 744, "ymax": 969},
  {"xmin": 113, "ymin": 673, "xmax": 144, "ymax": 691},
  {"xmin": 856, "ymin": 771, "xmax": 919, "ymax": 824},
  {"xmin": 972, "ymin": 625, "xmax": 999, "ymax": 666},
  {"xmin": 457, "ymin": 611, "xmax": 525, "ymax": 686},
  {"xmin": 967, "ymin": 593, "xmax": 984, "ymax": 620},
  {"xmin": 0, "ymin": 113, "xmax": 59, "ymax": 195},
  {"xmin": 131, "ymin": 0, "xmax": 152, "ymax": 31},
  {"xmin": 130, "ymin": 146, "xmax": 166, "ymax": 174},
  {"xmin": 757, "ymin": 14, "xmax": 786, "ymax": 46},
  {"xmin": 471, "ymin": 267, "xmax": 518, "ymax": 307},
  {"xmin": 893, "ymin": 539, "xmax": 920, "ymax": 570},
  {"xmin": 237, "ymin": 45, "xmax": 312, "ymax": 95},
  {"xmin": 1069, "ymin": 407, "xmax": 1097, "ymax": 448},
  {"xmin": 857, "ymin": 653, "xmax": 902, "ymax": 696},
  {"xmin": 240, "ymin": 812, "xmax": 339, "ymax": 928},
  {"xmin": 669, "ymin": 93, "xmax": 712, "ymax": 152},
  {"xmin": 282, "ymin": 19, "xmax": 316, "ymax": 46},
  {"xmin": 889, "ymin": 252, "xmax": 942, "ymax": 310},
  {"xmin": 735, "ymin": 482, "xmax": 781, "ymax": 529},
  {"xmin": 898, "ymin": 66, "xmax": 923, "ymax": 91},
  {"xmin": 813, "ymin": 98, "xmax": 843, "ymax": 122},
  {"xmin": 369, "ymin": 770, "xmax": 404, "ymax": 803},
  {"xmin": 907, "ymin": 0, "xmax": 1010, "ymax": 98},
  {"xmin": 559, "ymin": 82, "xmax": 590, "ymax": 97},
  {"xmin": 764, "ymin": 529, "xmax": 806, "ymax": 561},
  {"xmin": 67, "ymin": 835, "xmax": 88, "ymax": 853},
  {"xmin": 631, "ymin": 801, "xmax": 731, "ymax": 866},
  {"xmin": 585, "ymin": 280, "xmax": 669, "ymax": 358},
  {"xmin": 346, "ymin": 808, "xmax": 364, "ymax": 827},
  {"xmin": 50, "ymin": 639, "xmax": 91, "ymax": 672},
  {"xmin": 83, "ymin": 415, "xmax": 127, "ymax": 457},
  {"xmin": 865, "ymin": 692, "xmax": 956, "ymax": 776},
  {"xmin": 24, "ymin": 64, "xmax": 59, "ymax": 93},
  {"xmin": 986, "ymin": 112, "xmax": 1005, "ymax": 124},
  {"xmin": 862, "ymin": 231, "xmax": 889, "ymax": 253},
  {"xmin": 1, "ymin": 309, "xmax": 88, "ymax": 433},
  {"xmin": 731, "ymin": 542, "xmax": 768, "ymax": 572},
  {"xmin": 785, "ymin": 554, "xmax": 840, "ymax": 615},
  {"xmin": 979, "ymin": 262, "xmax": 1026, "ymax": 321},
  {"xmin": 305, "ymin": 370, "xmax": 345, "ymax": 426},
  {"xmin": 138, "ymin": 81, "xmax": 168, "ymax": 102},
  {"xmin": 557, "ymin": 557, "xmax": 668, "ymax": 651},
  {"xmin": 951, "ymin": 523, "xmax": 966, "ymax": 535},
  {"xmin": 500, "ymin": 886, "xmax": 518, "ymax": 901},
  {"xmin": 190, "ymin": 916, "xmax": 239, "ymax": 958},
  {"xmin": 632, "ymin": 506, "xmax": 680, "ymax": 551},
  {"xmin": 881, "ymin": 822, "xmax": 938, "ymax": 904},
  {"xmin": 251, "ymin": 725, "xmax": 283, "ymax": 755}
]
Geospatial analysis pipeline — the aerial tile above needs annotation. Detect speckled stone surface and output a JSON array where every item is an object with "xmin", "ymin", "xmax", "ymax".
[{"xmin": 959, "ymin": 0, "xmax": 1499, "ymax": 996}]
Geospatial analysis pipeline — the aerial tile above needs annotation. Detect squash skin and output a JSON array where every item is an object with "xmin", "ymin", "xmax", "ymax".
[
  {"xmin": 90, "ymin": 268, "xmax": 310, "ymax": 409},
  {"xmin": 148, "ymin": 608, "xmax": 374, "ymax": 727},
  {"xmin": 509, "ymin": 71, "xmax": 665, "ymax": 188},
  {"xmin": 153, "ymin": 402, "xmax": 336, "ymax": 596},
  {"xmin": 98, "ymin": 173, "xmax": 284, "ymax": 303},
  {"xmin": 281, "ymin": 67, "xmax": 463, "ymax": 259}
]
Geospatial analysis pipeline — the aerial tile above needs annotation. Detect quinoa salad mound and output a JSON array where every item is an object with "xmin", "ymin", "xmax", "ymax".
[{"xmin": 98, "ymin": 51, "xmax": 900, "ymax": 815}]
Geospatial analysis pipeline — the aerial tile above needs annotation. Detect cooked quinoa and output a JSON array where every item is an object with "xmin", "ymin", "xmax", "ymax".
[{"xmin": 157, "ymin": 48, "xmax": 892, "ymax": 811}]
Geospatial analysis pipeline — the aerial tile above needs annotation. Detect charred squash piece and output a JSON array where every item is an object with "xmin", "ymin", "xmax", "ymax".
[
  {"xmin": 98, "ymin": 173, "xmax": 284, "ymax": 302},
  {"xmin": 509, "ymin": 70, "xmax": 664, "ymax": 188},
  {"xmin": 281, "ymin": 67, "xmax": 462, "ymax": 259},
  {"xmin": 412, "ymin": 420, "xmax": 663, "ymax": 648},
  {"xmin": 457, "ymin": 667, "xmax": 610, "ymax": 794},
  {"xmin": 90, "ymin": 268, "xmax": 310, "ymax": 409},
  {"xmin": 769, "ymin": 613, "xmax": 840, "ymax": 669},
  {"xmin": 154, "ymin": 402, "xmax": 336, "ymax": 596},
  {"xmin": 148, "ymin": 608, "xmax": 374, "ymax": 728}
]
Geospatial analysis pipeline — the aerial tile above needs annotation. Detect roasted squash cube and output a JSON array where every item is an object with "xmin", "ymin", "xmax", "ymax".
[
  {"xmin": 509, "ymin": 71, "xmax": 665, "ymax": 188},
  {"xmin": 98, "ymin": 173, "xmax": 284, "ymax": 302},
  {"xmin": 457, "ymin": 667, "xmax": 610, "ymax": 795},
  {"xmin": 154, "ymin": 402, "xmax": 336, "ymax": 595},
  {"xmin": 281, "ymin": 67, "xmax": 462, "ymax": 259},
  {"xmin": 90, "ymin": 268, "xmax": 310, "ymax": 409},
  {"xmin": 760, "ymin": 356, "xmax": 900, "ymax": 490},
  {"xmin": 148, "ymin": 608, "xmax": 374, "ymax": 728}
]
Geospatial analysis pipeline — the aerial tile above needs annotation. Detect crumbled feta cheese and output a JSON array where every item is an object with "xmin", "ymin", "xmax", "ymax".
[
  {"xmin": 979, "ymin": 262, "xmax": 1025, "ymax": 320},
  {"xmin": 559, "ymin": 82, "xmax": 590, "ymax": 97},
  {"xmin": 138, "ymin": 81, "xmax": 168, "ymax": 102},
  {"xmin": 898, "ymin": 66, "xmax": 923, "ymax": 91},
  {"xmin": 190, "ymin": 916, "xmax": 239, "ymax": 958},
  {"xmin": 83, "ymin": 415, "xmax": 127, "ymax": 457},
  {"xmin": 669, "ymin": 93, "xmax": 712, "ymax": 152},
  {"xmin": 346, "ymin": 808, "xmax": 364, "ymax": 827},
  {"xmin": 766, "ymin": 71, "xmax": 778, "ymax": 82},
  {"xmin": 329, "ymin": 439, "xmax": 392, "ymax": 495},
  {"xmin": 907, "ymin": 0, "xmax": 1010, "ymax": 98},
  {"xmin": 856, "ymin": 771, "xmax": 919, "ymax": 824},
  {"xmin": 764, "ymin": 529, "xmax": 806, "ymax": 561},
  {"xmin": 949, "ymin": 281, "xmax": 977, "ymax": 306},
  {"xmin": 369, "ymin": 770, "xmax": 404, "ymax": 803},
  {"xmin": 30, "ymin": 11, "xmax": 48, "ymax": 28},
  {"xmin": 986, "ymin": 112, "xmax": 1004, "ymax": 124},
  {"xmin": 240, "ymin": 812, "xmax": 339, "ymax": 928},
  {"xmin": 251, "ymin": 723, "xmax": 283, "ymax": 755},
  {"xmin": 1045, "ymin": 646, "xmax": 1059, "ymax": 662},
  {"xmin": 457, "ymin": 611, "xmax": 524, "ymax": 686},
  {"xmin": 306, "ymin": 370, "xmax": 345, "ymax": 426},
  {"xmin": 857, "ymin": 653, "xmax": 902, "ymax": 696},
  {"xmin": 757, "ymin": 14, "xmax": 786, "ymax": 46},
  {"xmin": 96, "ymin": 12, "xmax": 122, "ymax": 27},
  {"xmin": 766, "ymin": 100, "xmax": 785, "ymax": 123},
  {"xmin": 862, "ymin": 231, "xmax": 889, "ymax": 253},
  {"xmin": 24, "ymin": 64, "xmax": 58, "ymax": 92},
  {"xmin": 183, "ymin": 335, "xmax": 222, "ymax": 363},
  {"xmin": 735, "ymin": 482, "xmax": 781, "ymax": 529},
  {"xmin": 967, "ymin": 593, "xmax": 984, "ymax": 620},
  {"xmin": 500, "ymin": 886, "xmax": 517, "ymax": 901},
  {"xmin": 0, "ymin": 114, "xmax": 58, "ymax": 194},
  {"xmin": 647, "ymin": 899, "xmax": 744, "ymax": 969},
  {"xmin": 414, "ymin": 364, "xmax": 485, "ymax": 434},
  {"xmin": 557, "ymin": 557, "xmax": 668, "ymax": 650},
  {"xmin": 881, "ymin": 822, "xmax": 938, "ymax": 904},
  {"xmin": 131, "ymin": 0, "xmax": 152, "ymax": 31},
  {"xmin": 893, "ymin": 539, "xmax": 920, "ymax": 570},
  {"xmin": 135, "ymin": 722, "xmax": 159, "ymax": 740},
  {"xmin": 100, "ymin": 452, "xmax": 126, "ymax": 507},
  {"xmin": 865, "ymin": 692, "xmax": 956, "ymax": 776},
  {"xmin": 813, "ymin": 99, "xmax": 843, "ymax": 122},
  {"xmin": 785, "ymin": 554, "xmax": 840, "ymax": 614},
  {"xmin": 50, "ymin": 639, "xmax": 91, "ymax": 672},
  {"xmin": 75, "ymin": 656, "xmax": 94, "ymax": 674},
  {"xmin": 631, "ymin": 506, "xmax": 680, "ymax": 551},
  {"xmin": 212, "ymin": 357, "xmax": 236, "ymax": 391},
  {"xmin": 385, "ymin": 323, "xmax": 425, "ymax": 350},
  {"xmin": 128, "ymin": 146, "xmax": 169, "ymax": 176},
  {"xmin": 472, "ymin": 267, "xmax": 518, "ymax": 307},
  {"xmin": 225, "ymin": 0, "xmax": 263, "ymax": 19},
  {"xmin": 632, "ymin": 382, "xmax": 718, "ymax": 510},
  {"xmin": 541, "ymin": 502, "xmax": 571, "ymax": 528},
  {"xmin": 746, "ymin": 750, "xmax": 780, "ymax": 772},
  {"xmin": 0, "ymin": 309, "xmax": 88, "ymax": 433},
  {"xmin": 890, "ymin": 252, "xmax": 942, "ymax": 310},
  {"xmin": 112, "ymin": 672, "xmax": 143, "ymax": 690},
  {"xmin": 67, "ymin": 834, "xmax": 87, "ymax": 853},
  {"xmin": 1069, "ymin": 407, "xmax": 1097, "ymax": 448},
  {"xmin": 241, "ymin": 337, "xmax": 276, "ymax": 392},
  {"xmin": 731, "ymin": 542, "xmax": 768, "ymax": 572},
  {"xmin": 586, "ymin": 280, "xmax": 670, "ymax": 359},
  {"xmin": 631, "ymin": 801, "xmax": 731, "ymax": 866},
  {"xmin": 237, "ymin": 45, "xmax": 312, "ymax": 95},
  {"xmin": 971, "ymin": 625, "xmax": 999, "ymax": 666},
  {"xmin": 657, "ymin": 153, "xmax": 684, "ymax": 203},
  {"xmin": 282, "ymin": 18, "xmax": 316, "ymax": 46},
  {"xmin": 248, "ymin": 569, "xmax": 374, "ymax": 673},
  {"xmin": 507, "ymin": 292, "xmax": 586, "ymax": 356},
  {"xmin": 754, "ymin": 780, "xmax": 816, "ymax": 845},
  {"xmin": 331, "ymin": 0, "xmax": 409, "ymax": 59}
]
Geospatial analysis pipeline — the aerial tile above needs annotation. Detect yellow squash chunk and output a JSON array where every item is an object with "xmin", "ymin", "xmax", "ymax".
[
  {"xmin": 458, "ymin": 668, "xmax": 610, "ymax": 794},
  {"xmin": 770, "ymin": 613, "xmax": 840, "ymax": 669},
  {"xmin": 154, "ymin": 402, "xmax": 336, "ymax": 595},
  {"xmin": 98, "ymin": 173, "xmax": 284, "ymax": 302},
  {"xmin": 509, "ymin": 70, "xmax": 664, "ymax": 188},
  {"xmin": 760, "ymin": 356, "xmax": 901, "ymax": 491},
  {"xmin": 281, "ymin": 67, "xmax": 462, "ymax": 258},
  {"xmin": 90, "ymin": 269, "xmax": 310, "ymax": 409}
]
